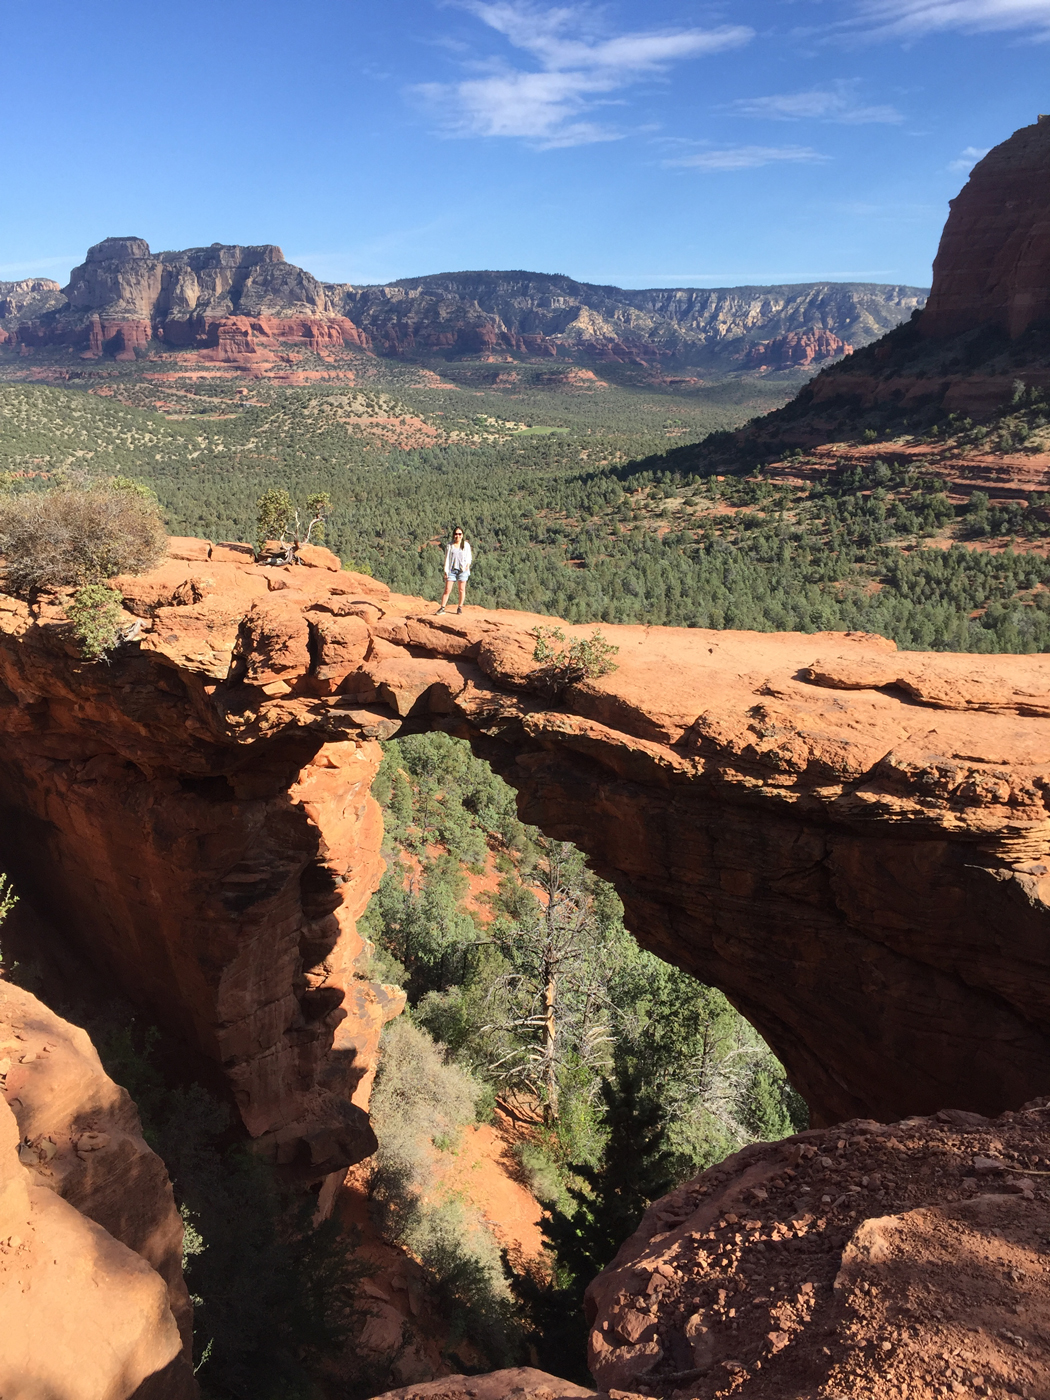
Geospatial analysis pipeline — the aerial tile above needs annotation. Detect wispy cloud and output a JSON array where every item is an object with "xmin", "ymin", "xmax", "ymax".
[
  {"xmin": 666, "ymin": 144, "xmax": 831, "ymax": 171},
  {"xmin": 0, "ymin": 255, "xmax": 75, "ymax": 279},
  {"xmin": 415, "ymin": 2, "xmax": 754, "ymax": 148},
  {"xmin": 948, "ymin": 143, "xmax": 992, "ymax": 170},
  {"xmin": 730, "ymin": 79, "xmax": 903, "ymax": 124},
  {"xmin": 849, "ymin": 0, "xmax": 1050, "ymax": 39}
]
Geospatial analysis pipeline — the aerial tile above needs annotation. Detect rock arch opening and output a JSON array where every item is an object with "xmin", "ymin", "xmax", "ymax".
[{"xmin": 0, "ymin": 557, "xmax": 1047, "ymax": 1183}]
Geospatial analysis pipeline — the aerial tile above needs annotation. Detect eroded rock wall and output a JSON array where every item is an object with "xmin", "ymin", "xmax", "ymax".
[
  {"xmin": 0, "ymin": 548, "xmax": 402, "ymax": 1176},
  {"xmin": 0, "ymin": 542, "xmax": 1048, "ymax": 1146},
  {"xmin": 0, "ymin": 238, "xmax": 921, "ymax": 369},
  {"xmin": 921, "ymin": 116, "xmax": 1050, "ymax": 340},
  {"xmin": 0, "ymin": 981, "xmax": 194, "ymax": 1400}
]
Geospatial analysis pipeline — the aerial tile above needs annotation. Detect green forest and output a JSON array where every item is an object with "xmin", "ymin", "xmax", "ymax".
[
  {"xmin": 3, "ymin": 364, "xmax": 1050, "ymax": 652},
  {"xmin": 359, "ymin": 729, "xmax": 806, "ymax": 1379}
]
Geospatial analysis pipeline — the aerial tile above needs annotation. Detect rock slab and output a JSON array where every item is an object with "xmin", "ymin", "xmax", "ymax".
[{"xmin": 585, "ymin": 1099, "xmax": 1050, "ymax": 1399}]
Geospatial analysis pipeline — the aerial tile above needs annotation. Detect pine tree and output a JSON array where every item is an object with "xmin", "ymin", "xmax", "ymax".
[
  {"xmin": 547, "ymin": 1062, "xmax": 677, "ymax": 1282},
  {"xmin": 510, "ymin": 1060, "xmax": 676, "ymax": 1380}
]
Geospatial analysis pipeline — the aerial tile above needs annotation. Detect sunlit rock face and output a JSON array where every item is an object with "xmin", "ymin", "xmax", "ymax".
[
  {"xmin": 585, "ymin": 1099, "xmax": 1050, "ymax": 1398},
  {"xmin": 1, "ymin": 236, "xmax": 922, "ymax": 368},
  {"xmin": 0, "ymin": 980, "xmax": 195, "ymax": 1400}
]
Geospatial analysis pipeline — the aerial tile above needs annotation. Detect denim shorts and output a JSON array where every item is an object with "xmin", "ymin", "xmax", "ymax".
[{"xmin": 448, "ymin": 567, "xmax": 470, "ymax": 582}]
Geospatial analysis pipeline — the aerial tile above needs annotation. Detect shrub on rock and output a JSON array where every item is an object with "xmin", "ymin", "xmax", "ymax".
[{"xmin": 0, "ymin": 477, "xmax": 166, "ymax": 596}]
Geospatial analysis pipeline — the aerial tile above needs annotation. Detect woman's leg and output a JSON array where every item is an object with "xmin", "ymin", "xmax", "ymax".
[
  {"xmin": 457, "ymin": 579, "xmax": 466, "ymax": 609},
  {"xmin": 439, "ymin": 575, "xmax": 452, "ymax": 610}
]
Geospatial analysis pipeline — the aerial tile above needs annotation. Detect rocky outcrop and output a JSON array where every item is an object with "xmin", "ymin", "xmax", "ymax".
[
  {"xmin": 697, "ymin": 116, "xmax": 1050, "ymax": 451},
  {"xmin": 369, "ymin": 1369, "xmax": 597, "ymax": 1400},
  {"xmin": 0, "ymin": 278, "xmax": 64, "ymax": 341},
  {"xmin": 0, "ymin": 980, "xmax": 195, "ymax": 1399},
  {"xmin": 1, "ymin": 239, "xmax": 923, "ymax": 373},
  {"xmin": 585, "ymin": 1099, "xmax": 1050, "ymax": 1398},
  {"xmin": 0, "ymin": 544, "xmax": 1049, "ymax": 1148},
  {"xmin": 921, "ymin": 116, "xmax": 1050, "ymax": 341},
  {"xmin": 741, "ymin": 329, "xmax": 853, "ymax": 371},
  {"xmin": 0, "ymin": 543, "xmax": 402, "ymax": 1179}
]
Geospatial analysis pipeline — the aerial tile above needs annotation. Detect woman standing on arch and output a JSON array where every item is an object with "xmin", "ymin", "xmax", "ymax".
[{"xmin": 437, "ymin": 526, "xmax": 472, "ymax": 615}]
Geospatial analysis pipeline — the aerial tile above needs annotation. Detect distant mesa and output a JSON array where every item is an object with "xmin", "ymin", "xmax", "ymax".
[{"xmin": 0, "ymin": 238, "xmax": 926, "ymax": 376}]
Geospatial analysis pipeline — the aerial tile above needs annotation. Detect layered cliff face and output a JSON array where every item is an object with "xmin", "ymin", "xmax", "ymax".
[
  {"xmin": 1, "ymin": 542, "xmax": 1049, "ymax": 1156},
  {"xmin": 337, "ymin": 275, "xmax": 920, "ymax": 369},
  {"xmin": 740, "ymin": 329, "xmax": 853, "ymax": 371},
  {"xmin": 0, "ymin": 980, "xmax": 194, "ymax": 1400},
  {"xmin": 585, "ymin": 1099, "xmax": 1050, "ymax": 1398},
  {"xmin": 0, "ymin": 276, "xmax": 64, "ymax": 327},
  {"xmin": 0, "ymin": 239, "xmax": 924, "ymax": 373},
  {"xmin": 6, "ymin": 237, "xmax": 369, "ymax": 362}
]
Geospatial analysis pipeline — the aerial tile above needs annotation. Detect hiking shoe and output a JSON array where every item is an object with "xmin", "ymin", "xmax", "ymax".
[
  {"xmin": 457, "ymin": 606, "xmax": 463, "ymax": 614},
  {"xmin": 437, "ymin": 606, "xmax": 447, "ymax": 614}
]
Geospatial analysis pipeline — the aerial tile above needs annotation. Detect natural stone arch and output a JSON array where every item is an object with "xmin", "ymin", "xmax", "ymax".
[{"xmin": 0, "ymin": 547, "xmax": 1048, "ymax": 1180}]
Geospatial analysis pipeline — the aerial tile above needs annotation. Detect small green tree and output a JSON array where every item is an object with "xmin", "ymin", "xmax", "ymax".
[
  {"xmin": 486, "ymin": 840, "xmax": 611, "ymax": 1127},
  {"xmin": 65, "ymin": 583, "xmax": 126, "ymax": 661},
  {"xmin": 529, "ymin": 626, "xmax": 618, "ymax": 697},
  {"xmin": 543, "ymin": 1062, "xmax": 676, "ymax": 1288},
  {"xmin": 0, "ymin": 873, "xmax": 18, "ymax": 973},
  {"xmin": 256, "ymin": 489, "xmax": 331, "ymax": 560}
]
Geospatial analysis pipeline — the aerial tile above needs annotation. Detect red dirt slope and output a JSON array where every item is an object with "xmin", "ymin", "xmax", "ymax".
[{"xmin": 586, "ymin": 1100, "xmax": 1050, "ymax": 1400}]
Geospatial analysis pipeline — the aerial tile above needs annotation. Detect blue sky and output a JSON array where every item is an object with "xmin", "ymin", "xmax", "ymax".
[{"xmin": 1, "ymin": 0, "xmax": 1048, "ymax": 290}]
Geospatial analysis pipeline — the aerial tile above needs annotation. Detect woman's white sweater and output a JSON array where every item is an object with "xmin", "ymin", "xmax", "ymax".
[{"xmin": 444, "ymin": 541, "xmax": 472, "ymax": 573}]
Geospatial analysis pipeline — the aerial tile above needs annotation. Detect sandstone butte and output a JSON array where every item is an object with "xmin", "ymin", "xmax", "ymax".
[
  {"xmin": 724, "ymin": 115, "xmax": 1050, "ymax": 451},
  {"xmin": 920, "ymin": 115, "xmax": 1050, "ymax": 341}
]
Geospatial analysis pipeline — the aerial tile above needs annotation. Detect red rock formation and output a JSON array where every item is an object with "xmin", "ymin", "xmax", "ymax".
[
  {"xmin": 1, "ymin": 545, "xmax": 1050, "ymax": 1146},
  {"xmin": 585, "ymin": 1099, "xmax": 1050, "ymax": 1398},
  {"xmin": 721, "ymin": 117, "xmax": 1050, "ymax": 446},
  {"xmin": 370, "ymin": 1370, "xmax": 597, "ymax": 1400},
  {"xmin": 922, "ymin": 116, "xmax": 1050, "ymax": 340},
  {"xmin": 0, "ymin": 277, "xmax": 64, "ymax": 329},
  {"xmin": 0, "ymin": 981, "xmax": 195, "ymax": 1399},
  {"xmin": 741, "ymin": 329, "xmax": 853, "ymax": 370},
  {"xmin": 0, "ymin": 547, "xmax": 402, "ymax": 1178},
  {"xmin": 0, "ymin": 282, "xmax": 62, "ymax": 346},
  {"xmin": 4, "ymin": 239, "xmax": 372, "ymax": 365},
  {"xmin": 0, "ymin": 238, "xmax": 922, "ymax": 374}
]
